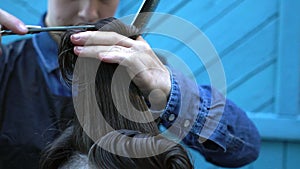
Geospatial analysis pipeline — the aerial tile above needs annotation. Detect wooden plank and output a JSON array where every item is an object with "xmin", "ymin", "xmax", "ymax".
[
  {"xmin": 156, "ymin": 1, "xmax": 275, "ymax": 70},
  {"xmin": 227, "ymin": 56, "xmax": 276, "ymax": 110},
  {"xmin": 286, "ymin": 142, "xmax": 300, "ymax": 169},
  {"xmin": 164, "ymin": 0, "xmax": 239, "ymax": 28},
  {"xmin": 192, "ymin": 0, "xmax": 278, "ymax": 78},
  {"xmin": 193, "ymin": 18, "xmax": 278, "ymax": 86},
  {"xmin": 10, "ymin": 0, "xmax": 46, "ymax": 15},
  {"xmin": 203, "ymin": 0, "xmax": 278, "ymax": 54},
  {"xmin": 276, "ymin": 0, "xmax": 300, "ymax": 115},
  {"xmin": 222, "ymin": 19, "xmax": 277, "ymax": 85},
  {"xmin": 139, "ymin": 0, "xmax": 238, "ymax": 30},
  {"xmin": 252, "ymin": 141, "xmax": 284, "ymax": 169},
  {"xmin": 248, "ymin": 113, "xmax": 300, "ymax": 141},
  {"xmin": 252, "ymin": 97, "xmax": 274, "ymax": 113},
  {"xmin": 117, "ymin": 0, "xmax": 186, "ymax": 17},
  {"xmin": 189, "ymin": 140, "xmax": 296, "ymax": 169},
  {"xmin": 169, "ymin": 0, "xmax": 278, "ymax": 87},
  {"xmin": 227, "ymin": 63, "xmax": 276, "ymax": 112},
  {"xmin": 144, "ymin": 0, "xmax": 242, "ymax": 53}
]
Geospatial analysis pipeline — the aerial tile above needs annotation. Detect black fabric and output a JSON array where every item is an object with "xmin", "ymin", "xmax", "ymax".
[{"xmin": 0, "ymin": 38, "xmax": 74, "ymax": 169}]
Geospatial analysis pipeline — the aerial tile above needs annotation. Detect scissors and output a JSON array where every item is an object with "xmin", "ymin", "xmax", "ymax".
[
  {"xmin": 0, "ymin": 25, "xmax": 96, "ymax": 36},
  {"xmin": 0, "ymin": 0, "xmax": 159, "ymax": 36}
]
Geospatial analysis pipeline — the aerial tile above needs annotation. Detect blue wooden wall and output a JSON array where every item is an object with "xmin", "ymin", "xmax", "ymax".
[{"xmin": 1, "ymin": 0, "xmax": 300, "ymax": 169}]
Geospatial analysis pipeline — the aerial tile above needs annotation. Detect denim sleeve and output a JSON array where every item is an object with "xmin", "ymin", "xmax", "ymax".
[{"xmin": 160, "ymin": 68, "xmax": 261, "ymax": 168}]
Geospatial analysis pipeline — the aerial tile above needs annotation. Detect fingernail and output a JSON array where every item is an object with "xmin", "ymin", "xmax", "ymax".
[
  {"xmin": 72, "ymin": 34, "xmax": 81, "ymax": 40},
  {"xmin": 75, "ymin": 46, "xmax": 83, "ymax": 53}
]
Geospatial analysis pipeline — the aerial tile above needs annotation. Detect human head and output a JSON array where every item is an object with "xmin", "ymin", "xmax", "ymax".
[
  {"xmin": 45, "ymin": 0, "xmax": 119, "ymax": 27},
  {"xmin": 40, "ymin": 17, "xmax": 193, "ymax": 169},
  {"xmin": 58, "ymin": 17, "xmax": 156, "ymax": 148},
  {"xmin": 44, "ymin": 129, "xmax": 194, "ymax": 169},
  {"xmin": 88, "ymin": 130, "xmax": 193, "ymax": 169}
]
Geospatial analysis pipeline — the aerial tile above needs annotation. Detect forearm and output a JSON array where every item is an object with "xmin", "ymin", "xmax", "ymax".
[{"xmin": 160, "ymin": 67, "xmax": 261, "ymax": 167}]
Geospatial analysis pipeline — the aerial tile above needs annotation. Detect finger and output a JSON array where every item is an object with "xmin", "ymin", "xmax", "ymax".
[
  {"xmin": 70, "ymin": 31, "xmax": 136, "ymax": 48},
  {"xmin": 98, "ymin": 52, "xmax": 126, "ymax": 64},
  {"xmin": 73, "ymin": 45, "xmax": 105, "ymax": 59},
  {"xmin": 98, "ymin": 48, "xmax": 137, "ymax": 64},
  {"xmin": 74, "ymin": 45, "xmax": 132, "ymax": 60},
  {"xmin": 100, "ymin": 50, "xmax": 154, "ymax": 73},
  {"xmin": 0, "ymin": 9, "xmax": 28, "ymax": 34}
]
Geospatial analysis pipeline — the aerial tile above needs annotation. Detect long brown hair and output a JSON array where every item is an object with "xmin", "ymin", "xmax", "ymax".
[{"xmin": 40, "ymin": 17, "xmax": 193, "ymax": 169}]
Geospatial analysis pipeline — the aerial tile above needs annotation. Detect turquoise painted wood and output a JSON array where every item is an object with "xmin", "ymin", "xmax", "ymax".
[
  {"xmin": 276, "ymin": 0, "xmax": 300, "ymax": 116},
  {"xmin": 286, "ymin": 143, "xmax": 300, "ymax": 169},
  {"xmin": 252, "ymin": 141, "xmax": 285, "ymax": 169},
  {"xmin": 1, "ymin": 0, "xmax": 300, "ymax": 169},
  {"xmin": 249, "ymin": 113, "xmax": 300, "ymax": 141}
]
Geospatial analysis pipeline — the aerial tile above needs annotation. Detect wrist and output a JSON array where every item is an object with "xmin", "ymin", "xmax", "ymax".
[{"xmin": 147, "ymin": 68, "xmax": 171, "ymax": 111}]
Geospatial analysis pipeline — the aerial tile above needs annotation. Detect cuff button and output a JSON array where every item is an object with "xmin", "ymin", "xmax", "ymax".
[
  {"xmin": 168, "ymin": 113, "xmax": 176, "ymax": 122},
  {"xmin": 184, "ymin": 120, "xmax": 190, "ymax": 128}
]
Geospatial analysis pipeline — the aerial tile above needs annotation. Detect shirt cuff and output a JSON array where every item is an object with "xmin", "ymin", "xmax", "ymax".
[
  {"xmin": 191, "ymin": 86, "xmax": 228, "ymax": 151},
  {"xmin": 159, "ymin": 68, "xmax": 229, "ymax": 152},
  {"xmin": 159, "ymin": 67, "xmax": 180, "ymax": 126}
]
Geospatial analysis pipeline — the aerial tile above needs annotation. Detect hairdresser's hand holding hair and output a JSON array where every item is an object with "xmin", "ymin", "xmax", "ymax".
[
  {"xmin": 70, "ymin": 30, "xmax": 171, "ymax": 110},
  {"xmin": 0, "ymin": 9, "xmax": 28, "ymax": 44}
]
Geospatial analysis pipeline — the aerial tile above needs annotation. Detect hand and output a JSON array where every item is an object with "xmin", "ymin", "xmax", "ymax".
[
  {"xmin": 0, "ymin": 9, "xmax": 28, "ymax": 44},
  {"xmin": 70, "ymin": 31, "xmax": 171, "ymax": 110}
]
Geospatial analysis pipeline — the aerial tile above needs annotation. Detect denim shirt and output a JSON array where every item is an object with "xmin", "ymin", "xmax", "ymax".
[{"xmin": 32, "ymin": 18, "xmax": 260, "ymax": 168}]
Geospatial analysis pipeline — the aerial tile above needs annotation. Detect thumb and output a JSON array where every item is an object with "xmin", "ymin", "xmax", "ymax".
[{"xmin": 0, "ymin": 9, "xmax": 28, "ymax": 34}]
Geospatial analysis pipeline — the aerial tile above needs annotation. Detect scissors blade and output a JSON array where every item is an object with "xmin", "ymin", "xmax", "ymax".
[
  {"xmin": 1, "ymin": 25, "xmax": 96, "ymax": 36},
  {"xmin": 131, "ymin": 0, "xmax": 160, "ymax": 31}
]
